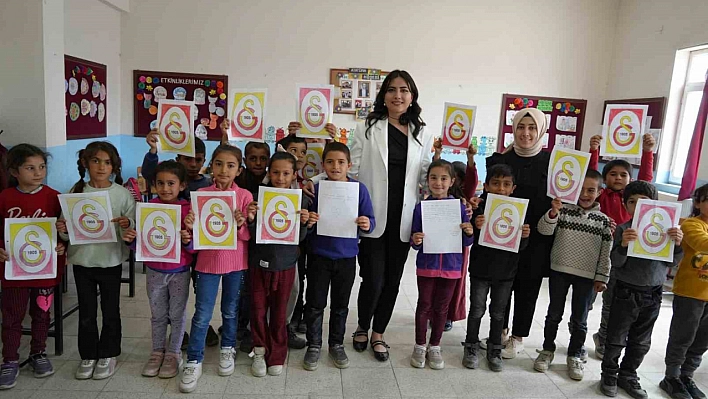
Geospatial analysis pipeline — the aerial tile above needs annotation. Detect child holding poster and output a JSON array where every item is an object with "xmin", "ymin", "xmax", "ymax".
[
  {"xmin": 121, "ymin": 161, "xmax": 195, "ymax": 379},
  {"xmin": 599, "ymin": 181, "xmax": 683, "ymax": 398},
  {"xmin": 409, "ymin": 160, "xmax": 474, "ymax": 370},
  {"xmin": 660, "ymin": 184, "xmax": 708, "ymax": 399},
  {"xmin": 303, "ymin": 142, "xmax": 375, "ymax": 371},
  {"xmin": 533, "ymin": 169, "xmax": 612, "ymax": 381},
  {"xmin": 462, "ymin": 164, "xmax": 530, "ymax": 372},
  {"xmin": 0, "ymin": 144, "xmax": 66, "ymax": 390},
  {"xmin": 588, "ymin": 132, "xmax": 655, "ymax": 360},
  {"xmin": 179, "ymin": 145, "xmax": 252, "ymax": 393},
  {"xmin": 56, "ymin": 141, "xmax": 136, "ymax": 381},
  {"xmin": 245, "ymin": 152, "xmax": 312, "ymax": 377}
]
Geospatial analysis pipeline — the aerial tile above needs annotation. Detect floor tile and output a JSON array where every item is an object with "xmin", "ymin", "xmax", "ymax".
[
  {"xmin": 284, "ymin": 366, "xmax": 343, "ymax": 397},
  {"xmin": 341, "ymin": 368, "xmax": 401, "ymax": 398}
]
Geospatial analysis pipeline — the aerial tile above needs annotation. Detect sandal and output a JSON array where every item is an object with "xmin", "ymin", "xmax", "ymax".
[
  {"xmin": 370, "ymin": 340, "xmax": 390, "ymax": 362},
  {"xmin": 352, "ymin": 330, "xmax": 368, "ymax": 352}
]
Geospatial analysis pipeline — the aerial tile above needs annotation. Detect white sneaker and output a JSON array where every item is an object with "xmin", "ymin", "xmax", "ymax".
[
  {"xmin": 501, "ymin": 338, "xmax": 524, "ymax": 359},
  {"xmin": 427, "ymin": 346, "xmax": 445, "ymax": 370},
  {"xmin": 75, "ymin": 359, "xmax": 96, "ymax": 380},
  {"xmin": 218, "ymin": 347, "xmax": 236, "ymax": 376},
  {"xmin": 267, "ymin": 365, "xmax": 283, "ymax": 376},
  {"xmin": 567, "ymin": 357, "xmax": 584, "ymax": 381},
  {"xmin": 410, "ymin": 344, "xmax": 427, "ymax": 368},
  {"xmin": 251, "ymin": 347, "xmax": 267, "ymax": 377},
  {"xmin": 92, "ymin": 357, "xmax": 116, "ymax": 380},
  {"xmin": 179, "ymin": 361, "xmax": 202, "ymax": 393},
  {"xmin": 533, "ymin": 349, "xmax": 554, "ymax": 372}
]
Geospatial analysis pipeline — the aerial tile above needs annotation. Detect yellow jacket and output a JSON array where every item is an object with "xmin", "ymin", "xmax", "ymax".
[{"xmin": 673, "ymin": 217, "xmax": 708, "ymax": 301}]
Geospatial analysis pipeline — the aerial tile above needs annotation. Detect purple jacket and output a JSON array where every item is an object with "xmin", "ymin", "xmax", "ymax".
[
  {"xmin": 131, "ymin": 198, "xmax": 195, "ymax": 273},
  {"xmin": 410, "ymin": 196, "xmax": 474, "ymax": 279}
]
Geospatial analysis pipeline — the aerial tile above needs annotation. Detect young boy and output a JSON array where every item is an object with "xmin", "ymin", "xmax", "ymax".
[
  {"xmin": 142, "ymin": 129, "xmax": 218, "ymax": 348},
  {"xmin": 600, "ymin": 181, "xmax": 683, "ymax": 398},
  {"xmin": 660, "ymin": 184, "xmax": 708, "ymax": 399},
  {"xmin": 462, "ymin": 164, "xmax": 530, "ymax": 372},
  {"xmin": 588, "ymin": 133, "xmax": 655, "ymax": 360},
  {"xmin": 303, "ymin": 142, "xmax": 375, "ymax": 371},
  {"xmin": 533, "ymin": 169, "xmax": 612, "ymax": 381}
]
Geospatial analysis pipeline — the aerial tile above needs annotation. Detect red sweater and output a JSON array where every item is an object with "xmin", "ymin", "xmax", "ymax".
[
  {"xmin": 0, "ymin": 186, "xmax": 65, "ymax": 288},
  {"xmin": 589, "ymin": 149, "xmax": 654, "ymax": 225}
]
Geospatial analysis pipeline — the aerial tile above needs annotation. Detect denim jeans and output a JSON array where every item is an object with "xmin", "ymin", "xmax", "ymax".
[
  {"xmin": 665, "ymin": 295, "xmax": 708, "ymax": 378},
  {"xmin": 187, "ymin": 270, "xmax": 244, "ymax": 362},
  {"xmin": 601, "ymin": 282, "xmax": 661, "ymax": 379},
  {"xmin": 466, "ymin": 278, "xmax": 514, "ymax": 348},
  {"xmin": 543, "ymin": 271, "xmax": 595, "ymax": 358}
]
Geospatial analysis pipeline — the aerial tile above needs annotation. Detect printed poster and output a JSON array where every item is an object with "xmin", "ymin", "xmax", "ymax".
[
  {"xmin": 59, "ymin": 192, "xmax": 117, "ymax": 244},
  {"xmin": 191, "ymin": 191, "xmax": 237, "ymax": 250},
  {"xmin": 256, "ymin": 187, "xmax": 302, "ymax": 245},
  {"xmin": 156, "ymin": 99, "xmax": 196, "ymax": 157},
  {"xmin": 600, "ymin": 104, "xmax": 649, "ymax": 158},
  {"xmin": 136, "ymin": 203, "xmax": 181, "ymax": 263},
  {"xmin": 479, "ymin": 194, "xmax": 529, "ymax": 253},
  {"xmin": 547, "ymin": 146, "xmax": 591, "ymax": 204},
  {"xmin": 229, "ymin": 89, "xmax": 267, "ymax": 142},
  {"xmin": 441, "ymin": 103, "xmax": 477, "ymax": 150},
  {"xmin": 298, "ymin": 143, "xmax": 325, "ymax": 180},
  {"xmin": 296, "ymin": 85, "xmax": 334, "ymax": 139},
  {"xmin": 628, "ymin": 199, "xmax": 682, "ymax": 262},
  {"xmin": 4, "ymin": 218, "xmax": 58, "ymax": 280}
]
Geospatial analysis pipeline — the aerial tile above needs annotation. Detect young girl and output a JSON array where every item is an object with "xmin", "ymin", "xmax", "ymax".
[
  {"xmin": 121, "ymin": 161, "xmax": 194, "ymax": 379},
  {"xmin": 0, "ymin": 144, "xmax": 66, "ymax": 390},
  {"xmin": 409, "ymin": 159, "xmax": 474, "ymax": 370},
  {"xmin": 245, "ymin": 152, "xmax": 311, "ymax": 377},
  {"xmin": 180, "ymin": 145, "xmax": 252, "ymax": 393},
  {"xmin": 661, "ymin": 184, "xmax": 708, "ymax": 399},
  {"xmin": 57, "ymin": 141, "xmax": 136, "ymax": 381}
]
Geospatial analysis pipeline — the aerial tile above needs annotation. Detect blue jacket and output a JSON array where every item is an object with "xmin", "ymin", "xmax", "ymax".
[
  {"xmin": 308, "ymin": 178, "xmax": 375, "ymax": 260},
  {"xmin": 411, "ymin": 196, "xmax": 474, "ymax": 279}
]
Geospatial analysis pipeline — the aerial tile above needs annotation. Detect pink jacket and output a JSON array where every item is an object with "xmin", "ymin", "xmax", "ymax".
[
  {"xmin": 137, "ymin": 198, "xmax": 195, "ymax": 273},
  {"xmin": 194, "ymin": 182, "xmax": 253, "ymax": 274}
]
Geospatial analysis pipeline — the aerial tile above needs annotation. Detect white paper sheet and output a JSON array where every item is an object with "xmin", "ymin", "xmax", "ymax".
[
  {"xmin": 421, "ymin": 199, "xmax": 462, "ymax": 254},
  {"xmin": 317, "ymin": 180, "xmax": 359, "ymax": 238}
]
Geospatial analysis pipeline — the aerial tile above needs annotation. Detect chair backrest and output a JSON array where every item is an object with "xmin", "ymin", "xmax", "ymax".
[{"xmin": 123, "ymin": 177, "xmax": 142, "ymax": 203}]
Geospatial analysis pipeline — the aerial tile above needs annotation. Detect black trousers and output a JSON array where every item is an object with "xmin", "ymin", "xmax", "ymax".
[
  {"xmin": 291, "ymin": 240, "xmax": 309, "ymax": 326},
  {"xmin": 466, "ymin": 278, "xmax": 514, "ymax": 348},
  {"xmin": 602, "ymin": 282, "xmax": 661, "ymax": 380},
  {"xmin": 73, "ymin": 264, "xmax": 122, "ymax": 360},
  {"xmin": 357, "ymin": 229, "xmax": 411, "ymax": 334},
  {"xmin": 238, "ymin": 269, "xmax": 250, "ymax": 337},
  {"xmin": 305, "ymin": 255, "xmax": 356, "ymax": 347},
  {"xmin": 503, "ymin": 272, "xmax": 544, "ymax": 338}
]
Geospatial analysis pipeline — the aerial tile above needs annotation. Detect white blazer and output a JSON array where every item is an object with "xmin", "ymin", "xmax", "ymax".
[{"xmin": 348, "ymin": 118, "xmax": 434, "ymax": 242}]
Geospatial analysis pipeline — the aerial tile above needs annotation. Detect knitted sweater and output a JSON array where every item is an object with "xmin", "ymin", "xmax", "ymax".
[{"xmin": 537, "ymin": 203, "xmax": 613, "ymax": 283}]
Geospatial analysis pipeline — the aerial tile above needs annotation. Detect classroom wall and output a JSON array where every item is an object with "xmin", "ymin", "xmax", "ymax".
[
  {"xmin": 118, "ymin": 0, "xmax": 621, "ymax": 183},
  {"xmin": 605, "ymin": 0, "xmax": 708, "ymax": 184}
]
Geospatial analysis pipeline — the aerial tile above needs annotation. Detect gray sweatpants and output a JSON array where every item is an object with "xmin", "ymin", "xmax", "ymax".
[
  {"xmin": 146, "ymin": 268, "xmax": 191, "ymax": 354},
  {"xmin": 665, "ymin": 294, "xmax": 708, "ymax": 378}
]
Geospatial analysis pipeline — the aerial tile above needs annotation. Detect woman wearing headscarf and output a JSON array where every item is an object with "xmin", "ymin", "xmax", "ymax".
[{"xmin": 481, "ymin": 108, "xmax": 553, "ymax": 359}]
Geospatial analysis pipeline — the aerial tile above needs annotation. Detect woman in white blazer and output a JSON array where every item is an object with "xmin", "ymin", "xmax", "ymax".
[{"xmin": 348, "ymin": 70, "xmax": 434, "ymax": 361}]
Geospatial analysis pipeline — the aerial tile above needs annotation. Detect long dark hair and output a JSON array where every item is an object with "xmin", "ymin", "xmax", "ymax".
[
  {"xmin": 71, "ymin": 141, "xmax": 123, "ymax": 193},
  {"xmin": 6, "ymin": 144, "xmax": 50, "ymax": 188},
  {"xmin": 365, "ymin": 70, "xmax": 425, "ymax": 143},
  {"xmin": 426, "ymin": 159, "xmax": 464, "ymax": 199}
]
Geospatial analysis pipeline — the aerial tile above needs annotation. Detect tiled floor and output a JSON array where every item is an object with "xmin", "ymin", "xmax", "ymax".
[{"xmin": 3, "ymin": 252, "xmax": 706, "ymax": 398}]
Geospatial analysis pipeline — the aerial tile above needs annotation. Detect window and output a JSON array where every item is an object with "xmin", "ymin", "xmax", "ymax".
[{"xmin": 669, "ymin": 48, "xmax": 708, "ymax": 183}]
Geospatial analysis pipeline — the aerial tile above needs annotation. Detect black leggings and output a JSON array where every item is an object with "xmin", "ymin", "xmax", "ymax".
[{"xmin": 356, "ymin": 229, "xmax": 410, "ymax": 334}]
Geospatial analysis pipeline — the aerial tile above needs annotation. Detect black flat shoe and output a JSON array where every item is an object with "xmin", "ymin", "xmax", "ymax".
[
  {"xmin": 352, "ymin": 330, "xmax": 368, "ymax": 352},
  {"xmin": 371, "ymin": 340, "xmax": 390, "ymax": 362}
]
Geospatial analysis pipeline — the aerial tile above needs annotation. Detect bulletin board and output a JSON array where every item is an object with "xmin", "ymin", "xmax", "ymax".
[
  {"xmin": 600, "ymin": 97, "xmax": 666, "ymax": 168},
  {"xmin": 497, "ymin": 94, "xmax": 587, "ymax": 153},
  {"xmin": 330, "ymin": 68, "xmax": 388, "ymax": 120},
  {"xmin": 65, "ymin": 55, "xmax": 107, "ymax": 140},
  {"xmin": 133, "ymin": 70, "xmax": 228, "ymax": 141}
]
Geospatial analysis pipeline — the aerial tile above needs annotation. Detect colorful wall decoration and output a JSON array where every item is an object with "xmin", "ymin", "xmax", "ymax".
[
  {"xmin": 329, "ymin": 68, "xmax": 388, "ymax": 120},
  {"xmin": 133, "ymin": 70, "xmax": 228, "ymax": 141},
  {"xmin": 497, "ymin": 93, "xmax": 587, "ymax": 153},
  {"xmin": 65, "ymin": 55, "xmax": 107, "ymax": 140}
]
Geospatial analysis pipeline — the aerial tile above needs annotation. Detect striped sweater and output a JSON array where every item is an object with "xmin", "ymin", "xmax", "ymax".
[{"xmin": 537, "ymin": 203, "xmax": 613, "ymax": 283}]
